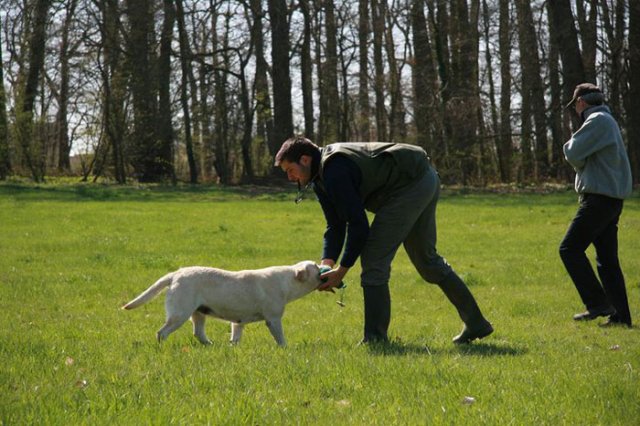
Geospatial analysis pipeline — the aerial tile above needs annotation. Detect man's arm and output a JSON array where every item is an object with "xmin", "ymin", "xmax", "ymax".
[
  {"xmin": 321, "ymin": 156, "xmax": 369, "ymax": 268},
  {"xmin": 315, "ymin": 156, "xmax": 369, "ymax": 290},
  {"xmin": 564, "ymin": 114, "xmax": 611, "ymax": 168}
]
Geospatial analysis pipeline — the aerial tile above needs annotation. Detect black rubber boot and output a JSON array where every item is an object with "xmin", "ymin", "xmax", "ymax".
[
  {"xmin": 438, "ymin": 271, "xmax": 493, "ymax": 344},
  {"xmin": 362, "ymin": 284, "xmax": 391, "ymax": 344}
]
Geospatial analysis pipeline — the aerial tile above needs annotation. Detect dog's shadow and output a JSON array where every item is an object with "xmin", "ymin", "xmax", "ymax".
[{"xmin": 365, "ymin": 339, "xmax": 527, "ymax": 358}]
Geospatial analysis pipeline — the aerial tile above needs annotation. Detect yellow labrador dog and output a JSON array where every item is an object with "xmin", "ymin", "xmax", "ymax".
[{"xmin": 122, "ymin": 261, "xmax": 322, "ymax": 346}]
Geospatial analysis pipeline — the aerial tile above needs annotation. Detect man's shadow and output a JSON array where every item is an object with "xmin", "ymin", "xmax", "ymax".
[{"xmin": 365, "ymin": 339, "xmax": 527, "ymax": 357}]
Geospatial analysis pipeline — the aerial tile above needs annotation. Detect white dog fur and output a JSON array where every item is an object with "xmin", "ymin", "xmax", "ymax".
[{"xmin": 122, "ymin": 261, "xmax": 322, "ymax": 346}]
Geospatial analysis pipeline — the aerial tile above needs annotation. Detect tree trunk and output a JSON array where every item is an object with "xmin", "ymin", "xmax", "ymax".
[
  {"xmin": 318, "ymin": 0, "xmax": 340, "ymax": 144},
  {"xmin": 252, "ymin": 0, "xmax": 274, "ymax": 158},
  {"xmin": 268, "ymin": 0, "xmax": 293, "ymax": 150},
  {"xmin": 238, "ymin": 0, "xmax": 257, "ymax": 180},
  {"xmin": 55, "ymin": 0, "xmax": 77, "ymax": 172},
  {"xmin": 212, "ymin": 12, "xmax": 231, "ymax": 184},
  {"xmin": 126, "ymin": 0, "xmax": 168, "ymax": 182},
  {"xmin": 198, "ymin": 58, "xmax": 214, "ymax": 181},
  {"xmin": 497, "ymin": 0, "xmax": 512, "ymax": 182},
  {"xmin": 547, "ymin": 0, "xmax": 585, "ymax": 130},
  {"xmin": 338, "ymin": 10, "xmax": 351, "ymax": 142},
  {"xmin": 357, "ymin": 0, "xmax": 371, "ymax": 141},
  {"xmin": 515, "ymin": 0, "xmax": 548, "ymax": 180},
  {"xmin": 626, "ymin": 0, "xmax": 640, "ymax": 182},
  {"xmin": 575, "ymin": 0, "xmax": 597, "ymax": 84},
  {"xmin": 411, "ymin": 0, "xmax": 434, "ymax": 151},
  {"xmin": 299, "ymin": 0, "xmax": 315, "ymax": 140},
  {"xmin": 481, "ymin": 0, "xmax": 499, "ymax": 180},
  {"xmin": 372, "ymin": 0, "xmax": 387, "ymax": 141},
  {"xmin": 100, "ymin": 0, "xmax": 127, "ymax": 184},
  {"xmin": 0, "ymin": 19, "xmax": 11, "ymax": 179},
  {"xmin": 239, "ymin": 63, "xmax": 254, "ymax": 179},
  {"xmin": 600, "ymin": 0, "xmax": 626, "ymax": 120},
  {"xmin": 447, "ymin": 0, "xmax": 480, "ymax": 184},
  {"xmin": 384, "ymin": 2, "xmax": 406, "ymax": 142},
  {"xmin": 108, "ymin": 88, "xmax": 127, "ymax": 184},
  {"xmin": 428, "ymin": 0, "xmax": 451, "ymax": 161},
  {"xmin": 158, "ymin": 0, "xmax": 177, "ymax": 184},
  {"xmin": 17, "ymin": 0, "xmax": 50, "ymax": 182},
  {"xmin": 175, "ymin": 0, "xmax": 198, "ymax": 183},
  {"xmin": 547, "ymin": 6, "xmax": 566, "ymax": 180}
]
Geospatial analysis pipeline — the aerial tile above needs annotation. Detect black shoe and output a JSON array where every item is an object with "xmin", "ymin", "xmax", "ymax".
[
  {"xmin": 599, "ymin": 315, "xmax": 632, "ymax": 328},
  {"xmin": 452, "ymin": 321, "xmax": 494, "ymax": 344},
  {"xmin": 358, "ymin": 335, "xmax": 390, "ymax": 346},
  {"xmin": 573, "ymin": 306, "xmax": 616, "ymax": 321}
]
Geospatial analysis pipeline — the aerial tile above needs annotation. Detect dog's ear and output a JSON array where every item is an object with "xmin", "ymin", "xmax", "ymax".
[{"xmin": 294, "ymin": 266, "xmax": 308, "ymax": 282}]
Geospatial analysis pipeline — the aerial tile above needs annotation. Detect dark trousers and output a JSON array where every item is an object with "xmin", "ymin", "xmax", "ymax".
[{"xmin": 559, "ymin": 193, "xmax": 631, "ymax": 325}]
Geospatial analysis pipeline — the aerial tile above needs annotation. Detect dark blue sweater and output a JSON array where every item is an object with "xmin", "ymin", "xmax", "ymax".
[{"xmin": 313, "ymin": 155, "xmax": 369, "ymax": 268}]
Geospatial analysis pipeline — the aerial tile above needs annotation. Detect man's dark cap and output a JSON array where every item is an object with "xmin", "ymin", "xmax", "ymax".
[{"xmin": 565, "ymin": 83, "xmax": 603, "ymax": 109}]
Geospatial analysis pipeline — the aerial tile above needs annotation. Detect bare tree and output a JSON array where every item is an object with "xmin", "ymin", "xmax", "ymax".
[
  {"xmin": 481, "ymin": 0, "xmax": 499, "ymax": 178},
  {"xmin": 547, "ymin": 0, "xmax": 585, "ymax": 130},
  {"xmin": 251, "ymin": 0, "xmax": 274, "ymax": 159},
  {"xmin": 125, "ymin": 0, "xmax": 171, "ymax": 181},
  {"xmin": 427, "ymin": 0, "xmax": 452, "ymax": 162},
  {"xmin": 212, "ymin": 7, "xmax": 231, "ymax": 183},
  {"xmin": 0, "ymin": 18, "xmax": 10, "ymax": 179},
  {"xmin": 299, "ymin": 0, "xmax": 315, "ymax": 139},
  {"xmin": 268, "ymin": 0, "xmax": 293, "ymax": 150},
  {"xmin": 175, "ymin": 0, "xmax": 198, "ymax": 183},
  {"xmin": 600, "ymin": 0, "xmax": 626, "ymax": 120},
  {"xmin": 237, "ymin": 0, "xmax": 258, "ymax": 180},
  {"xmin": 357, "ymin": 0, "xmax": 371, "ymax": 141},
  {"xmin": 96, "ymin": 0, "xmax": 127, "ymax": 183},
  {"xmin": 384, "ymin": 1, "xmax": 407, "ymax": 142},
  {"xmin": 627, "ymin": 0, "xmax": 640, "ymax": 181},
  {"xmin": 371, "ymin": 0, "xmax": 387, "ymax": 141},
  {"xmin": 515, "ymin": 0, "xmax": 548, "ymax": 180},
  {"xmin": 317, "ymin": 0, "xmax": 340, "ymax": 145},
  {"xmin": 497, "ymin": 0, "xmax": 513, "ymax": 182},
  {"xmin": 411, "ymin": 0, "xmax": 435, "ymax": 151},
  {"xmin": 447, "ymin": 0, "xmax": 481, "ymax": 184},
  {"xmin": 15, "ymin": 0, "xmax": 50, "ymax": 182},
  {"xmin": 52, "ymin": 0, "xmax": 78, "ymax": 172},
  {"xmin": 575, "ymin": 0, "xmax": 597, "ymax": 83},
  {"xmin": 158, "ymin": 0, "xmax": 177, "ymax": 183},
  {"xmin": 547, "ymin": 1, "xmax": 565, "ymax": 180}
]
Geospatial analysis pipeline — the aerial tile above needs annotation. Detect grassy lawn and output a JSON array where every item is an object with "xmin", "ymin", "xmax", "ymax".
[{"xmin": 1, "ymin": 182, "xmax": 638, "ymax": 424}]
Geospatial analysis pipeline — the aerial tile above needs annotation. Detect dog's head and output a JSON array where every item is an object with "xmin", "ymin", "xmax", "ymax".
[{"xmin": 293, "ymin": 261, "xmax": 322, "ymax": 286}]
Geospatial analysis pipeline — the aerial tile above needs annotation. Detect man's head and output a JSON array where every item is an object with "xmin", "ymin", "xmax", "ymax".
[
  {"xmin": 565, "ymin": 83, "xmax": 604, "ymax": 114},
  {"xmin": 274, "ymin": 136, "xmax": 320, "ymax": 186}
]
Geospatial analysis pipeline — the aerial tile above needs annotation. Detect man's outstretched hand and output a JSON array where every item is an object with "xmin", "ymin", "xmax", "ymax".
[{"xmin": 318, "ymin": 265, "xmax": 348, "ymax": 292}]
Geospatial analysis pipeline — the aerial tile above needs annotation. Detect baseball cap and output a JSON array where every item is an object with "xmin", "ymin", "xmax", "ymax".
[{"xmin": 565, "ymin": 83, "xmax": 603, "ymax": 109}]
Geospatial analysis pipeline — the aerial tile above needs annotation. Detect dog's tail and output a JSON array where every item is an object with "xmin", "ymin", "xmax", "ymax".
[{"xmin": 121, "ymin": 272, "xmax": 175, "ymax": 310}]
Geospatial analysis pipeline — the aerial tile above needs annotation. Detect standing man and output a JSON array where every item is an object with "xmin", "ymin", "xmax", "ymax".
[
  {"xmin": 560, "ymin": 83, "xmax": 633, "ymax": 327},
  {"xmin": 275, "ymin": 137, "xmax": 493, "ymax": 344}
]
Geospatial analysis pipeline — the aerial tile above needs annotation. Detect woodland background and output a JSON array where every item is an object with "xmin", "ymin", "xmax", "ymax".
[{"xmin": 0, "ymin": 0, "xmax": 639, "ymax": 185}]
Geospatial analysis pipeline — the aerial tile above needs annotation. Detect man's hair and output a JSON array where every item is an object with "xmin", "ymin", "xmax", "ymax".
[
  {"xmin": 565, "ymin": 82, "xmax": 604, "ymax": 108},
  {"xmin": 274, "ymin": 136, "xmax": 319, "ymax": 166}
]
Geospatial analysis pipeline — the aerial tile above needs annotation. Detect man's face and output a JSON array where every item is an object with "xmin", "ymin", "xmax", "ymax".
[{"xmin": 280, "ymin": 155, "xmax": 312, "ymax": 186}]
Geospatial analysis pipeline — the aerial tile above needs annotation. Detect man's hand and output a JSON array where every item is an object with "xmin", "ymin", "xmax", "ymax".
[{"xmin": 318, "ymin": 265, "xmax": 348, "ymax": 292}]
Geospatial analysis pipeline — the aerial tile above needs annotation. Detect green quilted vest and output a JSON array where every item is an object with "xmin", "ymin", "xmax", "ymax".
[{"xmin": 319, "ymin": 142, "xmax": 430, "ymax": 212}]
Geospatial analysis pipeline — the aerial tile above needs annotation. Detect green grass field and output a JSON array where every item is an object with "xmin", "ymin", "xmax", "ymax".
[{"xmin": 1, "ymin": 182, "xmax": 638, "ymax": 425}]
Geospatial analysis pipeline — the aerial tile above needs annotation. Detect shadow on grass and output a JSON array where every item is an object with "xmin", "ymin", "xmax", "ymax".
[
  {"xmin": 365, "ymin": 339, "xmax": 526, "ymax": 358},
  {"xmin": 449, "ymin": 341, "xmax": 528, "ymax": 357}
]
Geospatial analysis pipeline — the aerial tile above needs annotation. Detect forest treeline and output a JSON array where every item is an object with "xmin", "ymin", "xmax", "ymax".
[{"xmin": 0, "ymin": 0, "xmax": 639, "ymax": 185}]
